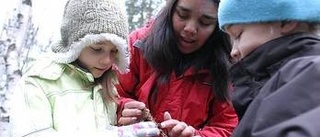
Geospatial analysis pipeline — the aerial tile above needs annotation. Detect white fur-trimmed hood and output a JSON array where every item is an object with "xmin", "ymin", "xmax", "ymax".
[{"xmin": 51, "ymin": 33, "xmax": 129, "ymax": 74}]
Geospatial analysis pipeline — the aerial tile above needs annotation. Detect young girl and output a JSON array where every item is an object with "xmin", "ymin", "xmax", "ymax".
[
  {"xmin": 218, "ymin": 0, "xmax": 320, "ymax": 136},
  {"xmin": 9, "ymin": 0, "xmax": 159, "ymax": 136}
]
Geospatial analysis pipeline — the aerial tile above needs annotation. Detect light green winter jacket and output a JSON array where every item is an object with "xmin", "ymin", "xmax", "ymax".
[{"xmin": 10, "ymin": 57, "xmax": 118, "ymax": 137}]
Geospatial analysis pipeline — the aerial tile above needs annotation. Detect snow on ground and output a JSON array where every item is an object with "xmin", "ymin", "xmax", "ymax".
[{"xmin": 0, "ymin": 121, "xmax": 9, "ymax": 137}]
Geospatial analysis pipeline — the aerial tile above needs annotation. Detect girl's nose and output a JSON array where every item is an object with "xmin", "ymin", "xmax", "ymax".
[{"xmin": 100, "ymin": 55, "xmax": 112, "ymax": 65}]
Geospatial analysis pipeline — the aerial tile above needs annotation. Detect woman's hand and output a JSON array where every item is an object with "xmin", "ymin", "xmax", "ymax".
[
  {"xmin": 118, "ymin": 101, "xmax": 148, "ymax": 125},
  {"xmin": 160, "ymin": 112, "xmax": 196, "ymax": 137}
]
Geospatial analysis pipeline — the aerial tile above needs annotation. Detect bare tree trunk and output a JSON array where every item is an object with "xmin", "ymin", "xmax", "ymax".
[{"xmin": 0, "ymin": 0, "xmax": 37, "ymax": 136}]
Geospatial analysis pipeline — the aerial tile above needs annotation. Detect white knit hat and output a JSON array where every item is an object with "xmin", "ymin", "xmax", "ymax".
[{"xmin": 51, "ymin": 0, "xmax": 129, "ymax": 73}]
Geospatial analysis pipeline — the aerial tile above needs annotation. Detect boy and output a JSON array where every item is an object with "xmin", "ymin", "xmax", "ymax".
[{"xmin": 218, "ymin": 0, "xmax": 320, "ymax": 136}]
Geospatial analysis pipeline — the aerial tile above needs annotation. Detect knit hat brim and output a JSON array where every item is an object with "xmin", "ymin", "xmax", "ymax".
[
  {"xmin": 51, "ymin": 33, "xmax": 129, "ymax": 73},
  {"xmin": 218, "ymin": 0, "xmax": 320, "ymax": 30}
]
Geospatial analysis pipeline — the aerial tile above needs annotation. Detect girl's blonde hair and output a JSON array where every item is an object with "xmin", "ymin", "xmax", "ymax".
[{"xmin": 99, "ymin": 70, "xmax": 120, "ymax": 104}]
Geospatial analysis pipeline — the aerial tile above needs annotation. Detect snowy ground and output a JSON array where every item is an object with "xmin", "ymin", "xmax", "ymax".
[{"xmin": 0, "ymin": 121, "xmax": 9, "ymax": 137}]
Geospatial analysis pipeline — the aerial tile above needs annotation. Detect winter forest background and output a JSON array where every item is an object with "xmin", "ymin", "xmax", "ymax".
[{"xmin": 0, "ymin": 0, "xmax": 165, "ymax": 136}]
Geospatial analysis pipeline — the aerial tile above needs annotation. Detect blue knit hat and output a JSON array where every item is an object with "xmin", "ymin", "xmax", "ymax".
[{"xmin": 218, "ymin": 0, "xmax": 320, "ymax": 30}]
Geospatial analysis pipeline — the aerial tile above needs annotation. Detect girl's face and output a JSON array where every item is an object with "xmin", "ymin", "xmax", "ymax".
[
  {"xmin": 78, "ymin": 41, "xmax": 118, "ymax": 78},
  {"xmin": 172, "ymin": 0, "xmax": 217, "ymax": 54},
  {"xmin": 225, "ymin": 23, "xmax": 283, "ymax": 62}
]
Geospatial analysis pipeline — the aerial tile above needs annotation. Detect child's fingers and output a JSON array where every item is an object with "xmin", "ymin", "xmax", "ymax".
[
  {"xmin": 137, "ymin": 128, "xmax": 160, "ymax": 137},
  {"xmin": 124, "ymin": 101, "xmax": 146, "ymax": 110},
  {"xmin": 118, "ymin": 117, "xmax": 138, "ymax": 125},
  {"xmin": 134, "ymin": 121, "xmax": 157, "ymax": 128}
]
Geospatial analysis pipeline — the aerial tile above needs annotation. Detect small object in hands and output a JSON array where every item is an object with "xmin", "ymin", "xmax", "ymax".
[{"xmin": 143, "ymin": 108, "xmax": 168, "ymax": 137}]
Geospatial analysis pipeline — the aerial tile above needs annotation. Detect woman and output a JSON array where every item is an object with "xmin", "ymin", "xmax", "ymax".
[{"xmin": 116, "ymin": 0, "xmax": 238, "ymax": 136}]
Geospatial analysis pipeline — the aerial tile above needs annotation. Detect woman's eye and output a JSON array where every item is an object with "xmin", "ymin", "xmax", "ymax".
[
  {"xmin": 177, "ymin": 10, "xmax": 188, "ymax": 19},
  {"xmin": 200, "ymin": 20, "xmax": 215, "ymax": 26},
  {"xmin": 199, "ymin": 16, "xmax": 217, "ymax": 26}
]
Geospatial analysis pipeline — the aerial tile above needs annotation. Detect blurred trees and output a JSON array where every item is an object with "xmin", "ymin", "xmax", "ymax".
[{"xmin": 126, "ymin": 0, "xmax": 165, "ymax": 31}]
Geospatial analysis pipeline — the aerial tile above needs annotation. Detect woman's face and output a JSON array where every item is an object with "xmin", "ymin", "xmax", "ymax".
[
  {"xmin": 225, "ymin": 23, "xmax": 283, "ymax": 62},
  {"xmin": 172, "ymin": 0, "xmax": 217, "ymax": 54},
  {"xmin": 78, "ymin": 41, "xmax": 118, "ymax": 78}
]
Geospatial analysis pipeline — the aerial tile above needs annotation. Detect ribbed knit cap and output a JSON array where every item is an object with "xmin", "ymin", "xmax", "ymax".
[
  {"xmin": 51, "ymin": 0, "xmax": 129, "ymax": 73},
  {"xmin": 218, "ymin": 0, "xmax": 320, "ymax": 30}
]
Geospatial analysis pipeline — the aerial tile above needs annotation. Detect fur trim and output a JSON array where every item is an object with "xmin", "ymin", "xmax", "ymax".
[{"xmin": 51, "ymin": 33, "xmax": 129, "ymax": 73}]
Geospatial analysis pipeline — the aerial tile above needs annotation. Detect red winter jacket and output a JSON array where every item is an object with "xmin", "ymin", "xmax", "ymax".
[{"xmin": 116, "ymin": 22, "xmax": 238, "ymax": 137}]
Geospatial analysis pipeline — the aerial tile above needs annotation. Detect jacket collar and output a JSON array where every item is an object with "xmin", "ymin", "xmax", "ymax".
[
  {"xmin": 231, "ymin": 33, "xmax": 320, "ymax": 82},
  {"xmin": 28, "ymin": 59, "xmax": 95, "ymax": 83}
]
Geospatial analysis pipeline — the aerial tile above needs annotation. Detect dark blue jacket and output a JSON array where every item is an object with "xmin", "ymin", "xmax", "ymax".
[{"xmin": 231, "ymin": 33, "xmax": 320, "ymax": 137}]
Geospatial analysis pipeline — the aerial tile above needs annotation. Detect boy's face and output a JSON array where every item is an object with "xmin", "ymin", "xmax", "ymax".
[
  {"xmin": 225, "ymin": 23, "xmax": 283, "ymax": 62},
  {"xmin": 78, "ymin": 41, "xmax": 118, "ymax": 78}
]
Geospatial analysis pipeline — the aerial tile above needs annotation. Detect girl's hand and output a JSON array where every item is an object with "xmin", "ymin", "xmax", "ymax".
[
  {"xmin": 118, "ymin": 121, "xmax": 160, "ymax": 137},
  {"xmin": 160, "ymin": 112, "xmax": 196, "ymax": 137},
  {"xmin": 118, "ymin": 101, "xmax": 147, "ymax": 125}
]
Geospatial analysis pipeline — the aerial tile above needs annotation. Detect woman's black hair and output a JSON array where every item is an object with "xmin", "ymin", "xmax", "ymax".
[{"xmin": 141, "ymin": 0, "xmax": 232, "ymax": 101}]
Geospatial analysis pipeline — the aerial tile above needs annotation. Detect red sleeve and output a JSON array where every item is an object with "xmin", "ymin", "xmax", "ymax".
[
  {"xmin": 116, "ymin": 22, "xmax": 153, "ymax": 99},
  {"xmin": 116, "ymin": 28, "xmax": 144, "ymax": 98},
  {"xmin": 116, "ymin": 97, "xmax": 135, "ymax": 123},
  {"xmin": 195, "ymin": 101, "xmax": 238, "ymax": 137}
]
